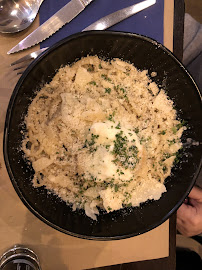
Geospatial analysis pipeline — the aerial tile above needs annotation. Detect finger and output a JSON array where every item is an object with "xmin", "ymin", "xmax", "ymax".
[
  {"xmin": 176, "ymin": 217, "xmax": 184, "ymax": 227},
  {"xmin": 177, "ymin": 203, "xmax": 195, "ymax": 220},
  {"xmin": 189, "ymin": 198, "xmax": 201, "ymax": 208},
  {"xmin": 177, "ymin": 225, "xmax": 193, "ymax": 237},
  {"xmin": 177, "ymin": 219, "xmax": 187, "ymax": 235},
  {"xmin": 177, "ymin": 218, "xmax": 195, "ymax": 237},
  {"xmin": 188, "ymin": 186, "xmax": 202, "ymax": 202}
]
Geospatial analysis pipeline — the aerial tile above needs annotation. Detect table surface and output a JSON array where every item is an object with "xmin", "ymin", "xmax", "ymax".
[
  {"xmin": 93, "ymin": 215, "xmax": 176, "ymax": 270},
  {"xmin": 0, "ymin": 0, "xmax": 185, "ymax": 269}
]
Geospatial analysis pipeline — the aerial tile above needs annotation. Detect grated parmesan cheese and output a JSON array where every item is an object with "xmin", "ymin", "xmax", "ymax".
[{"xmin": 22, "ymin": 56, "xmax": 185, "ymax": 220}]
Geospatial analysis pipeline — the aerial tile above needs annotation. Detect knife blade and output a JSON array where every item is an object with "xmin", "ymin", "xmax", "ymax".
[
  {"xmin": 8, "ymin": 0, "xmax": 156, "ymax": 55},
  {"xmin": 83, "ymin": 0, "xmax": 156, "ymax": 31},
  {"xmin": 8, "ymin": 0, "xmax": 94, "ymax": 54}
]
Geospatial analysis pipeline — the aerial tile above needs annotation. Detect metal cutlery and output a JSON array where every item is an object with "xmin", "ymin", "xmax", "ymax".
[
  {"xmin": 83, "ymin": 0, "xmax": 156, "ymax": 31},
  {"xmin": 10, "ymin": 0, "xmax": 156, "ymax": 74},
  {"xmin": 8, "ymin": 0, "xmax": 156, "ymax": 55},
  {"xmin": 8, "ymin": 0, "xmax": 94, "ymax": 54},
  {"xmin": 0, "ymin": 0, "xmax": 45, "ymax": 33}
]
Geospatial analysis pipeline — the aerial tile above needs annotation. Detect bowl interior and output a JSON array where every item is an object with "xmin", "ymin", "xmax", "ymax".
[{"xmin": 4, "ymin": 31, "xmax": 202, "ymax": 239}]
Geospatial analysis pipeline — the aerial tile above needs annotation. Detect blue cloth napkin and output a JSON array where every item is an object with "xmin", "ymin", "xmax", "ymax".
[{"xmin": 40, "ymin": 0, "xmax": 164, "ymax": 48}]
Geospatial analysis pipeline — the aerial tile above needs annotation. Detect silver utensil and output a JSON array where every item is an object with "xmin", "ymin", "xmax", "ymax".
[
  {"xmin": 8, "ymin": 0, "xmax": 94, "ymax": 54},
  {"xmin": 8, "ymin": 0, "xmax": 156, "ymax": 54},
  {"xmin": 10, "ymin": 0, "xmax": 156, "ymax": 74},
  {"xmin": 11, "ymin": 47, "xmax": 48, "ymax": 75},
  {"xmin": 83, "ymin": 0, "xmax": 156, "ymax": 31},
  {"xmin": 0, "ymin": 0, "xmax": 45, "ymax": 33}
]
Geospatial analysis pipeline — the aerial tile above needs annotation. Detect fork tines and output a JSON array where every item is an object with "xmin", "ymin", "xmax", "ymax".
[{"xmin": 10, "ymin": 47, "xmax": 48, "ymax": 75}]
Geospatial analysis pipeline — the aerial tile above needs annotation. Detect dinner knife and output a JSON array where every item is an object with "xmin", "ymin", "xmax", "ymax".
[
  {"xmin": 8, "ymin": 0, "xmax": 94, "ymax": 54},
  {"xmin": 8, "ymin": 0, "xmax": 156, "ymax": 54}
]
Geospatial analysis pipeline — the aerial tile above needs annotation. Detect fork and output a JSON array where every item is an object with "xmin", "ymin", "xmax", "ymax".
[{"xmin": 10, "ymin": 47, "xmax": 48, "ymax": 75}]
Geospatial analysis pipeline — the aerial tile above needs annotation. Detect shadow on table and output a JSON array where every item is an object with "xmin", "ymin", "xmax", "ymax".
[
  {"xmin": 21, "ymin": 211, "xmax": 68, "ymax": 270},
  {"xmin": 20, "ymin": 211, "xmax": 106, "ymax": 270}
]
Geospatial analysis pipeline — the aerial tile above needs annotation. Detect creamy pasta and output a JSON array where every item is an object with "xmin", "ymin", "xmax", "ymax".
[{"xmin": 22, "ymin": 56, "xmax": 184, "ymax": 220}]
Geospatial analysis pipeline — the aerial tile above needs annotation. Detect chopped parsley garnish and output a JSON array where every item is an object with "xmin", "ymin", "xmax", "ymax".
[
  {"xmin": 101, "ymin": 74, "xmax": 112, "ymax": 82},
  {"xmin": 134, "ymin": 127, "xmax": 139, "ymax": 134},
  {"xmin": 115, "ymin": 122, "xmax": 121, "ymax": 129},
  {"xmin": 114, "ymin": 85, "xmax": 128, "ymax": 100},
  {"xmin": 105, "ymin": 145, "xmax": 110, "ymax": 150},
  {"xmin": 108, "ymin": 111, "xmax": 115, "ymax": 122},
  {"xmin": 107, "ymin": 207, "xmax": 112, "ymax": 211},
  {"xmin": 163, "ymin": 166, "xmax": 168, "ymax": 173},
  {"xmin": 89, "ymin": 81, "xmax": 96, "ymax": 85},
  {"xmin": 168, "ymin": 139, "xmax": 176, "ymax": 146},
  {"xmin": 99, "ymin": 63, "xmax": 102, "ymax": 69},
  {"xmin": 87, "ymin": 67, "xmax": 94, "ymax": 72},
  {"xmin": 112, "ymin": 130, "xmax": 139, "ymax": 169},
  {"xmin": 176, "ymin": 120, "xmax": 187, "ymax": 130},
  {"xmin": 105, "ymin": 87, "xmax": 111, "ymax": 94},
  {"xmin": 123, "ymin": 191, "xmax": 132, "ymax": 202},
  {"xmin": 114, "ymin": 184, "xmax": 119, "ymax": 192},
  {"xmin": 88, "ymin": 134, "xmax": 99, "ymax": 146},
  {"xmin": 172, "ymin": 120, "xmax": 187, "ymax": 134},
  {"xmin": 172, "ymin": 127, "xmax": 177, "ymax": 134},
  {"xmin": 159, "ymin": 130, "xmax": 166, "ymax": 135},
  {"xmin": 84, "ymin": 133, "xmax": 99, "ymax": 152},
  {"xmin": 140, "ymin": 137, "xmax": 146, "ymax": 144},
  {"xmin": 119, "ymin": 94, "xmax": 128, "ymax": 101},
  {"xmin": 116, "ymin": 169, "xmax": 124, "ymax": 176},
  {"xmin": 174, "ymin": 151, "xmax": 182, "ymax": 164}
]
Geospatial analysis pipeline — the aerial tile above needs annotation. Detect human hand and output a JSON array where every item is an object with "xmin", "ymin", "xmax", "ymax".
[{"xmin": 177, "ymin": 186, "xmax": 202, "ymax": 237}]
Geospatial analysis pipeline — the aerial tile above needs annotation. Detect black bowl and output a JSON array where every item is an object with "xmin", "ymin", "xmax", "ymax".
[{"xmin": 4, "ymin": 31, "xmax": 202, "ymax": 240}]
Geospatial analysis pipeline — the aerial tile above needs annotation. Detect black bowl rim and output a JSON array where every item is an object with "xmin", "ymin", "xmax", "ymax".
[{"xmin": 3, "ymin": 31, "xmax": 202, "ymax": 240}]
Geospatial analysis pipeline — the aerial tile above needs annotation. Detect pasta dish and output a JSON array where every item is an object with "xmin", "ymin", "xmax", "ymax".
[{"xmin": 22, "ymin": 56, "xmax": 184, "ymax": 220}]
